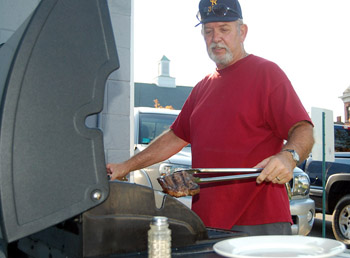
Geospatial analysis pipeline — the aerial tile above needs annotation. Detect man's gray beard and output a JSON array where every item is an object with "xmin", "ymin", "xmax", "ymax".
[{"xmin": 208, "ymin": 42, "xmax": 234, "ymax": 67}]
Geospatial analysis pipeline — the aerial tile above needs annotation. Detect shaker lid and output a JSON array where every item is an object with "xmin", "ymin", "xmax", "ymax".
[{"xmin": 151, "ymin": 216, "xmax": 169, "ymax": 226}]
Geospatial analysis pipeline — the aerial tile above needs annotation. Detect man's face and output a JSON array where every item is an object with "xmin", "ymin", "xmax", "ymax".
[{"xmin": 202, "ymin": 21, "xmax": 247, "ymax": 69}]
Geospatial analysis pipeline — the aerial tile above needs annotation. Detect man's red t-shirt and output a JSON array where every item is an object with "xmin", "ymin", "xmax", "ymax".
[{"xmin": 171, "ymin": 55, "xmax": 312, "ymax": 229}]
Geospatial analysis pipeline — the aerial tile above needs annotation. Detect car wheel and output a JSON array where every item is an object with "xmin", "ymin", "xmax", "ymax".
[{"xmin": 332, "ymin": 195, "xmax": 350, "ymax": 246}]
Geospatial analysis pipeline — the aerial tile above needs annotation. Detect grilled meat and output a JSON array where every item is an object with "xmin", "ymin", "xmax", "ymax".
[{"xmin": 157, "ymin": 170, "xmax": 200, "ymax": 198}]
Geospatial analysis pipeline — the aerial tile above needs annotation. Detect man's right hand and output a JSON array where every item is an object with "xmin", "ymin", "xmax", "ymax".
[
  {"xmin": 106, "ymin": 163, "xmax": 129, "ymax": 181},
  {"xmin": 106, "ymin": 129, "xmax": 188, "ymax": 181}
]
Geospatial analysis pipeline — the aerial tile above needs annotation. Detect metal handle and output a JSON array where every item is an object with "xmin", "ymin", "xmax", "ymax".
[
  {"xmin": 193, "ymin": 173, "xmax": 261, "ymax": 184},
  {"xmin": 182, "ymin": 168, "xmax": 292, "ymax": 198},
  {"xmin": 183, "ymin": 168, "xmax": 263, "ymax": 175}
]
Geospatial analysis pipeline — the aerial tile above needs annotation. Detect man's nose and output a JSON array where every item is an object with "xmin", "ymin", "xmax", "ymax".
[{"xmin": 212, "ymin": 30, "xmax": 222, "ymax": 43}]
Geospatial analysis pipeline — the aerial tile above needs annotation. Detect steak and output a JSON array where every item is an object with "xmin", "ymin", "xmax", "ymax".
[{"xmin": 157, "ymin": 170, "xmax": 200, "ymax": 198}]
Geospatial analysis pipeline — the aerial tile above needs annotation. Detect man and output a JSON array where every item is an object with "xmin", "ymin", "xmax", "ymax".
[{"xmin": 107, "ymin": 0, "xmax": 314, "ymax": 235}]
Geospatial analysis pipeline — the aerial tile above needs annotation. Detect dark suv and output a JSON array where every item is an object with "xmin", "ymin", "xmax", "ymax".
[{"xmin": 300, "ymin": 124, "xmax": 350, "ymax": 246}]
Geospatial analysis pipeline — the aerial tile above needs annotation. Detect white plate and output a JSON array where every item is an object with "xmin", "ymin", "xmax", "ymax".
[{"xmin": 213, "ymin": 235, "xmax": 346, "ymax": 258}]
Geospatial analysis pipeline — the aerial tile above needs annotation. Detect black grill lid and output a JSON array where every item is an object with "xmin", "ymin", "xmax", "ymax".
[{"xmin": 0, "ymin": 0, "xmax": 119, "ymax": 242}]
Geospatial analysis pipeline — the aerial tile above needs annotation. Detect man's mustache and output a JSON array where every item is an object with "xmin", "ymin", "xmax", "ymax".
[{"xmin": 210, "ymin": 42, "xmax": 229, "ymax": 51}]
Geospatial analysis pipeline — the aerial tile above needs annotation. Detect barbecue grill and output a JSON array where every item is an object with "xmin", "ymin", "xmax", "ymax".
[
  {"xmin": 15, "ymin": 182, "xmax": 246, "ymax": 257},
  {"xmin": 0, "ymin": 0, "xmax": 245, "ymax": 257}
]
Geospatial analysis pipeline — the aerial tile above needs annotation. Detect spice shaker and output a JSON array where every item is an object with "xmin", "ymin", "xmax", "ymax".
[{"xmin": 148, "ymin": 216, "xmax": 171, "ymax": 258}]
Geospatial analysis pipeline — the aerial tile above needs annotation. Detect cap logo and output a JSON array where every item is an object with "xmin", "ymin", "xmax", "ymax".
[{"xmin": 208, "ymin": 0, "xmax": 217, "ymax": 13}]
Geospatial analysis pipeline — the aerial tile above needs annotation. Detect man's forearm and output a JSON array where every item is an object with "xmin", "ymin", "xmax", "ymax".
[
  {"xmin": 283, "ymin": 121, "xmax": 314, "ymax": 163},
  {"xmin": 123, "ymin": 129, "xmax": 188, "ymax": 173}
]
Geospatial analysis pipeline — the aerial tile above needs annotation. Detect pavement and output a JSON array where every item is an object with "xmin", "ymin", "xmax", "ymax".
[
  {"xmin": 307, "ymin": 214, "xmax": 350, "ymax": 257},
  {"xmin": 309, "ymin": 213, "xmax": 336, "ymax": 239}
]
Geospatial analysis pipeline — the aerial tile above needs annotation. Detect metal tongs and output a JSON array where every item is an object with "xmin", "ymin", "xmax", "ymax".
[
  {"xmin": 179, "ymin": 168, "xmax": 263, "ymax": 184},
  {"xmin": 178, "ymin": 168, "xmax": 292, "ymax": 199}
]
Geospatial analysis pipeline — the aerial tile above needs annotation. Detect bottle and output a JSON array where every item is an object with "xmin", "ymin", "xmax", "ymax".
[{"xmin": 148, "ymin": 216, "xmax": 171, "ymax": 258}]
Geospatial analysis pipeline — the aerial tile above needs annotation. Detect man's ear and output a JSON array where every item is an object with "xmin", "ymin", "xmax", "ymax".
[{"xmin": 240, "ymin": 24, "xmax": 248, "ymax": 42}]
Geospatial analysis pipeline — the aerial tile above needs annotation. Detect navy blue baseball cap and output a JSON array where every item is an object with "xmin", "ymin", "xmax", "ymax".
[{"xmin": 196, "ymin": 0, "xmax": 243, "ymax": 26}]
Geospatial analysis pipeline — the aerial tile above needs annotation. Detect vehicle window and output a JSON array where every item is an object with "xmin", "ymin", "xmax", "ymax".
[
  {"xmin": 335, "ymin": 126, "xmax": 350, "ymax": 152},
  {"xmin": 139, "ymin": 113, "xmax": 177, "ymax": 144}
]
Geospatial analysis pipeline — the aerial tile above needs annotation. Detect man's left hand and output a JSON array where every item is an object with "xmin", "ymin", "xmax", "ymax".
[{"xmin": 254, "ymin": 152, "xmax": 295, "ymax": 184}]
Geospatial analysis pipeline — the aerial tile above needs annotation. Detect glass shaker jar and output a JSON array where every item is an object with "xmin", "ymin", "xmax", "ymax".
[{"xmin": 148, "ymin": 216, "xmax": 171, "ymax": 258}]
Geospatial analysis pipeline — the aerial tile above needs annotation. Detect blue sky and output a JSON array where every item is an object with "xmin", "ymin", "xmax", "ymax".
[{"xmin": 134, "ymin": 0, "xmax": 350, "ymax": 121}]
